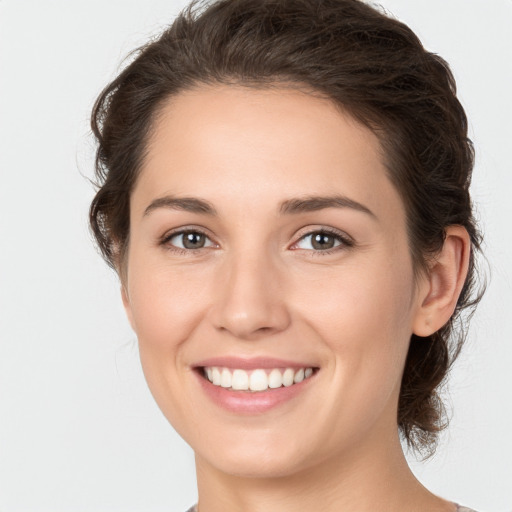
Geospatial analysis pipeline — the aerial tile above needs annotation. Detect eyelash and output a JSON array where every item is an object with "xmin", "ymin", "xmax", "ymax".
[
  {"xmin": 159, "ymin": 227, "xmax": 354, "ymax": 257},
  {"xmin": 293, "ymin": 227, "xmax": 354, "ymax": 256}
]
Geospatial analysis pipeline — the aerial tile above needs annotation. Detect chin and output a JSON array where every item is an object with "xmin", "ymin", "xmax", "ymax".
[
  {"xmin": 204, "ymin": 452, "xmax": 310, "ymax": 479},
  {"xmin": 194, "ymin": 432, "xmax": 320, "ymax": 479}
]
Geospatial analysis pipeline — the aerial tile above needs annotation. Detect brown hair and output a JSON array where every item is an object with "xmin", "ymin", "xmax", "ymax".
[{"xmin": 89, "ymin": 0, "xmax": 483, "ymax": 456}]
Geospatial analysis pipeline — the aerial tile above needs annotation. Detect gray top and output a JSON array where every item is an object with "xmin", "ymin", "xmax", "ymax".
[{"xmin": 186, "ymin": 504, "xmax": 477, "ymax": 511}]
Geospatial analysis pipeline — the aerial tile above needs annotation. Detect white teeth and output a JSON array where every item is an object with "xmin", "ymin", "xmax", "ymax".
[
  {"xmin": 231, "ymin": 369, "xmax": 249, "ymax": 390},
  {"xmin": 282, "ymin": 368, "xmax": 295, "ymax": 387},
  {"xmin": 294, "ymin": 368, "xmax": 305, "ymax": 383},
  {"xmin": 220, "ymin": 368, "xmax": 232, "ymax": 388},
  {"xmin": 212, "ymin": 367, "xmax": 221, "ymax": 385},
  {"xmin": 268, "ymin": 368, "xmax": 283, "ymax": 388},
  {"xmin": 203, "ymin": 366, "xmax": 315, "ymax": 392},
  {"xmin": 249, "ymin": 369, "xmax": 268, "ymax": 391}
]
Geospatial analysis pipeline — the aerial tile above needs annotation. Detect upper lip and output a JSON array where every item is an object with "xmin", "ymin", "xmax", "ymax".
[{"xmin": 193, "ymin": 356, "xmax": 319, "ymax": 370}]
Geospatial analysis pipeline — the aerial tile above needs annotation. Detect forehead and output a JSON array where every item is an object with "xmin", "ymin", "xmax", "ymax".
[{"xmin": 133, "ymin": 84, "xmax": 404, "ymax": 224}]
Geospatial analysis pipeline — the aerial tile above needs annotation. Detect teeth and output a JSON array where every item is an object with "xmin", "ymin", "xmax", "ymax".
[
  {"xmin": 231, "ymin": 369, "xmax": 249, "ymax": 390},
  {"xmin": 268, "ymin": 368, "xmax": 283, "ymax": 388},
  {"xmin": 293, "ymin": 368, "xmax": 305, "ymax": 383},
  {"xmin": 282, "ymin": 368, "xmax": 295, "ymax": 387},
  {"xmin": 212, "ymin": 367, "xmax": 221, "ymax": 385},
  {"xmin": 202, "ymin": 366, "xmax": 315, "ymax": 392},
  {"xmin": 249, "ymin": 369, "xmax": 268, "ymax": 391},
  {"xmin": 220, "ymin": 368, "xmax": 232, "ymax": 388}
]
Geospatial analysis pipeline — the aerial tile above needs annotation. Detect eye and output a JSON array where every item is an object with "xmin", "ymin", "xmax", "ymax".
[
  {"xmin": 292, "ymin": 229, "xmax": 353, "ymax": 254},
  {"xmin": 163, "ymin": 229, "xmax": 216, "ymax": 251}
]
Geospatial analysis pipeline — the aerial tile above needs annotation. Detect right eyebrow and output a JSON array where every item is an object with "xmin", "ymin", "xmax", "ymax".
[{"xmin": 143, "ymin": 196, "xmax": 218, "ymax": 217}]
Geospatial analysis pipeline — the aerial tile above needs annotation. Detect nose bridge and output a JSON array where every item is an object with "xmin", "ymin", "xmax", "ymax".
[{"xmin": 210, "ymin": 243, "xmax": 290, "ymax": 339}]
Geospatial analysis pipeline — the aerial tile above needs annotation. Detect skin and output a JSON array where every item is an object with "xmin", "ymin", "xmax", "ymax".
[{"xmin": 121, "ymin": 84, "xmax": 470, "ymax": 512}]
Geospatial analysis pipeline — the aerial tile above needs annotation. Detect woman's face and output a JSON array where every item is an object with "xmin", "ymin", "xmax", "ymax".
[{"xmin": 123, "ymin": 84, "xmax": 425, "ymax": 478}]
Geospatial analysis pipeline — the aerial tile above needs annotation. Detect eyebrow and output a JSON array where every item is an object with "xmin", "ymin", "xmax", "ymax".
[
  {"xmin": 144, "ymin": 196, "xmax": 218, "ymax": 217},
  {"xmin": 143, "ymin": 194, "xmax": 376, "ymax": 219},
  {"xmin": 279, "ymin": 195, "xmax": 376, "ymax": 218}
]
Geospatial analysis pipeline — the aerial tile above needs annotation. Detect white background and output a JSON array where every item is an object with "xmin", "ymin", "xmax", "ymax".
[{"xmin": 0, "ymin": 1, "xmax": 511, "ymax": 511}]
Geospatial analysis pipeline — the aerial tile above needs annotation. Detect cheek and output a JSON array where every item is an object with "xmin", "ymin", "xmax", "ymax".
[
  {"xmin": 124, "ymin": 255, "xmax": 215, "ymax": 427},
  {"xmin": 297, "ymin": 251, "xmax": 415, "ymax": 340},
  {"xmin": 296, "ymin": 253, "xmax": 415, "ymax": 394},
  {"xmin": 126, "ymin": 253, "xmax": 212, "ymax": 352},
  {"xmin": 297, "ymin": 257, "xmax": 415, "ymax": 437}
]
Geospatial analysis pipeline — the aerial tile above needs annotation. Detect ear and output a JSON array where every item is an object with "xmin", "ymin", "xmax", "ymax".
[
  {"xmin": 121, "ymin": 284, "xmax": 136, "ymax": 331},
  {"xmin": 412, "ymin": 226, "xmax": 471, "ymax": 337}
]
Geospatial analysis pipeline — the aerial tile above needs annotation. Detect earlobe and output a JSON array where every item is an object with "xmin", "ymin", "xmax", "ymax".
[
  {"xmin": 121, "ymin": 284, "xmax": 136, "ymax": 331},
  {"xmin": 412, "ymin": 226, "xmax": 471, "ymax": 337}
]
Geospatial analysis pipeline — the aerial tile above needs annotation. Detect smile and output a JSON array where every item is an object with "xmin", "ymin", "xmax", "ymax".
[{"xmin": 202, "ymin": 366, "xmax": 315, "ymax": 392}]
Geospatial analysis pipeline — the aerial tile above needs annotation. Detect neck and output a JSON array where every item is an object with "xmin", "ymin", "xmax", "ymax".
[{"xmin": 194, "ymin": 428, "xmax": 454, "ymax": 512}]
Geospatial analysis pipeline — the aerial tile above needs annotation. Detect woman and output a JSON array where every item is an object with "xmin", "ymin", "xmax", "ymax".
[{"xmin": 89, "ymin": 0, "xmax": 483, "ymax": 510}]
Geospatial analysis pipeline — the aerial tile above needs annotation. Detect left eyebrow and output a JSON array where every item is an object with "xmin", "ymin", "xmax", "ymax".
[{"xmin": 278, "ymin": 194, "xmax": 377, "ymax": 219}]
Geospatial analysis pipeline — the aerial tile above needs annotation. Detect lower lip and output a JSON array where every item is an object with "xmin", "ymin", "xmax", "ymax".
[{"xmin": 194, "ymin": 370, "xmax": 316, "ymax": 414}]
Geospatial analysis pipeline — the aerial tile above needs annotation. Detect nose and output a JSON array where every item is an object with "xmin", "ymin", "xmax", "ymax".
[{"xmin": 209, "ymin": 249, "xmax": 291, "ymax": 340}]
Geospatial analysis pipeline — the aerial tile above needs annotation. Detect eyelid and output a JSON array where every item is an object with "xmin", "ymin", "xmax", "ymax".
[
  {"xmin": 296, "ymin": 226, "xmax": 353, "ymax": 242},
  {"xmin": 290, "ymin": 226, "xmax": 354, "ymax": 254},
  {"xmin": 160, "ymin": 226, "xmax": 217, "ymax": 253}
]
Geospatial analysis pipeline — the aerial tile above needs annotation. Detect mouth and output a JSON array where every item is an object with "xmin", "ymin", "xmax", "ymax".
[
  {"xmin": 192, "ymin": 360, "xmax": 320, "ymax": 414},
  {"xmin": 199, "ymin": 366, "xmax": 317, "ymax": 392}
]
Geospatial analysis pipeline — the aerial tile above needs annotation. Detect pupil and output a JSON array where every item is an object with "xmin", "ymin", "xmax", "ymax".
[
  {"xmin": 183, "ymin": 232, "xmax": 204, "ymax": 249},
  {"xmin": 312, "ymin": 233, "xmax": 334, "ymax": 250}
]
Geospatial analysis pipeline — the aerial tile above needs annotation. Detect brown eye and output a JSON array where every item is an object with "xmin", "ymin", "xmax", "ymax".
[
  {"xmin": 293, "ymin": 229, "xmax": 352, "ymax": 253},
  {"xmin": 166, "ymin": 230, "xmax": 215, "ymax": 250},
  {"xmin": 182, "ymin": 232, "xmax": 206, "ymax": 249},
  {"xmin": 310, "ymin": 232, "xmax": 337, "ymax": 250}
]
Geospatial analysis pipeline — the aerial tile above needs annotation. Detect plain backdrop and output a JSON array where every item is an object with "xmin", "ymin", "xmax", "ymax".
[{"xmin": 0, "ymin": 1, "xmax": 511, "ymax": 511}]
